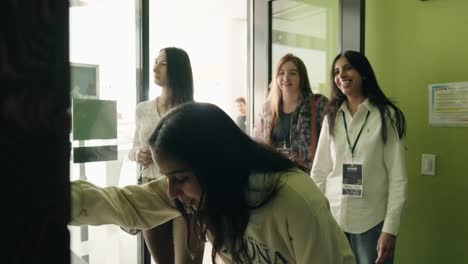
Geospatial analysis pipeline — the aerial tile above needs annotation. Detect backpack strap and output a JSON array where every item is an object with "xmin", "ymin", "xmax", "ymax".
[{"xmin": 310, "ymin": 95, "xmax": 319, "ymax": 163}]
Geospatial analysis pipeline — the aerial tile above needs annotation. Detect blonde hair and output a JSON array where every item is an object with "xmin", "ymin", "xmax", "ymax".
[{"xmin": 267, "ymin": 53, "xmax": 313, "ymax": 127}]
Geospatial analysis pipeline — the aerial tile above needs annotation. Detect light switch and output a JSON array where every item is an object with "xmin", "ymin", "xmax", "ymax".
[{"xmin": 421, "ymin": 154, "xmax": 436, "ymax": 176}]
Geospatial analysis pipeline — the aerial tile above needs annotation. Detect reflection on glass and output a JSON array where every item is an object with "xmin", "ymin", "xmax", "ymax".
[{"xmin": 272, "ymin": 0, "xmax": 338, "ymax": 96}]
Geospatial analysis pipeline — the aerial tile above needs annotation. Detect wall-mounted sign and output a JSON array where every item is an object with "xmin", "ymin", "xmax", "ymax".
[
  {"xmin": 429, "ymin": 81, "xmax": 468, "ymax": 126},
  {"xmin": 71, "ymin": 62, "xmax": 99, "ymax": 99},
  {"xmin": 72, "ymin": 98, "xmax": 117, "ymax": 140},
  {"xmin": 73, "ymin": 145, "xmax": 117, "ymax": 163}
]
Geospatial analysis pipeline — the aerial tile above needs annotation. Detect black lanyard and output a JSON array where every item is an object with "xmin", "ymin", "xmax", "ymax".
[{"xmin": 342, "ymin": 110, "xmax": 370, "ymax": 160}]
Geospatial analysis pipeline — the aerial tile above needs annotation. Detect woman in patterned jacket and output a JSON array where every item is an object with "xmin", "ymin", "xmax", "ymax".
[{"xmin": 255, "ymin": 53, "xmax": 328, "ymax": 172}]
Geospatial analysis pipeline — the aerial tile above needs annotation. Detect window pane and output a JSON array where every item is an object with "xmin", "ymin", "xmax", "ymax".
[
  {"xmin": 149, "ymin": 0, "xmax": 248, "ymax": 126},
  {"xmin": 272, "ymin": 0, "xmax": 339, "ymax": 95},
  {"xmin": 149, "ymin": 1, "xmax": 248, "ymax": 263},
  {"xmin": 69, "ymin": 0, "xmax": 140, "ymax": 263}
]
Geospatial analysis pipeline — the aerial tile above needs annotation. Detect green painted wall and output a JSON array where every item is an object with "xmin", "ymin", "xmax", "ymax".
[{"xmin": 365, "ymin": 0, "xmax": 468, "ymax": 263}]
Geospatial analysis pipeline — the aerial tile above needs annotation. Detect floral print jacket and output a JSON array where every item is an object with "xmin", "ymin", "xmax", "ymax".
[{"xmin": 254, "ymin": 94, "xmax": 328, "ymax": 172}]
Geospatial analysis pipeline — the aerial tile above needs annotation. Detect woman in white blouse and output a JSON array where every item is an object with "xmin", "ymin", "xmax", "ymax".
[
  {"xmin": 311, "ymin": 50, "xmax": 407, "ymax": 264},
  {"xmin": 128, "ymin": 47, "xmax": 203, "ymax": 264}
]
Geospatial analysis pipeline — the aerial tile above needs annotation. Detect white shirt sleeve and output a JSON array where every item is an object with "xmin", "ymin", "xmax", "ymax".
[
  {"xmin": 310, "ymin": 116, "xmax": 333, "ymax": 193},
  {"xmin": 382, "ymin": 124, "xmax": 408, "ymax": 235}
]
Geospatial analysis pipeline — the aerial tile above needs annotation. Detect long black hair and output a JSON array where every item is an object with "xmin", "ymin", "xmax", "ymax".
[
  {"xmin": 148, "ymin": 102, "xmax": 294, "ymax": 263},
  {"xmin": 326, "ymin": 50, "xmax": 406, "ymax": 142},
  {"xmin": 163, "ymin": 47, "xmax": 194, "ymax": 107}
]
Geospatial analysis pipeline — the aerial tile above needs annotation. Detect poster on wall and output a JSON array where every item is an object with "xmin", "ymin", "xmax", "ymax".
[{"xmin": 429, "ymin": 81, "xmax": 468, "ymax": 126}]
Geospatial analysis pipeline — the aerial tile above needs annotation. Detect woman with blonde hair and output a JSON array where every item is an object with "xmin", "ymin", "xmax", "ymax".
[{"xmin": 255, "ymin": 53, "xmax": 328, "ymax": 172}]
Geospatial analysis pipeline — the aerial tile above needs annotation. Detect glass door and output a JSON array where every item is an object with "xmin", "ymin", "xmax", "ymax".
[
  {"xmin": 271, "ymin": 0, "xmax": 339, "ymax": 96},
  {"xmin": 68, "ymin": 0, "xmax": 142, "ymax": 263},
  {"xmin": 149, "ymin": 0, "xmax": 249, "ymax": 132},
  {"xmin": 250, "ymin": 0, "xmax": 340, "ymax": 131},
  {"xmin": 148, "ymin": 0, "xmax": 249, "ymax": 263}
]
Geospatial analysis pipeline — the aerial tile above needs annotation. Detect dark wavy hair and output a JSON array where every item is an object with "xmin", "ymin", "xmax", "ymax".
[
  {"xmin": 148, "ymin": 102, "xmax": 294, "ymax": 263},
  {"xmin": 162, "ymin": 47, "xmax": 194, "ymax": 107},
  {"xmin": 326, "ymin": 50, "xmax": 406, "ymax": 142}
]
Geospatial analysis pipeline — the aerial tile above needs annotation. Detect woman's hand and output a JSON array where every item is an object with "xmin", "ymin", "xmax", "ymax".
[
  {"xmin": 137, "ymin": 148, "xmax": 153, "ymax": 168},
  {"xmin": 375, "ymin": 232, "xmax": 396, "ymax": 263}
]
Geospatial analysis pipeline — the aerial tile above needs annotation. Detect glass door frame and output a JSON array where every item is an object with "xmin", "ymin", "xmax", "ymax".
[
  {"xmin": 136, "ymin": 0, "xmax": 152, "ymax": 263},
  {"xmin": 249, "ymin": 0, "xmax": 365, "ymax": 129}
]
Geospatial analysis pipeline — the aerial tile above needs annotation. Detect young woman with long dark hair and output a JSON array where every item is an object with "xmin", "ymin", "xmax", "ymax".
[
  {"xmin": 311, "ymin": 50, "xmax": 407, "ymax": 264},
  {"xmin": 128, "ymin": 47, "xmax": 203, "ymax": 264},
  {"xmin": 72, "ymin": 102, "xmax": 355, "ymax": 264}
]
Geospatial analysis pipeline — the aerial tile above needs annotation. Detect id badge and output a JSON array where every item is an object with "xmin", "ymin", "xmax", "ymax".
[
  {"xmin": 277, "ymin": 147, "xmax": 292, "ymax": 158},
  {"xmin": 342, "ymin": 163, "xmax": 363, "ymax": 197}
]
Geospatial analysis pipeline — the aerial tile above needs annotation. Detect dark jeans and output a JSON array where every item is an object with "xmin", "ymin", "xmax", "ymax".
[{"xmin": 345, "ymin": 222, "xmax": 394, "ymax": 264}]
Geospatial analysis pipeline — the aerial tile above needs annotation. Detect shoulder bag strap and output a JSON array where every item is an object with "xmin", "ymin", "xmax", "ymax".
[{"xmin": 310, "ymin": 95, "xmax": 318, "ymax": 163}]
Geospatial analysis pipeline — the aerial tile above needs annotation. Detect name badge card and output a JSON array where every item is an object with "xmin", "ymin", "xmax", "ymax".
[
  {"xmin": 342, "ymin": 163, "xmax": 363, "ymax": 197},
  {"xmin": 276, "ymin": 147, "xmax": 292, "ymax": 157}
]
